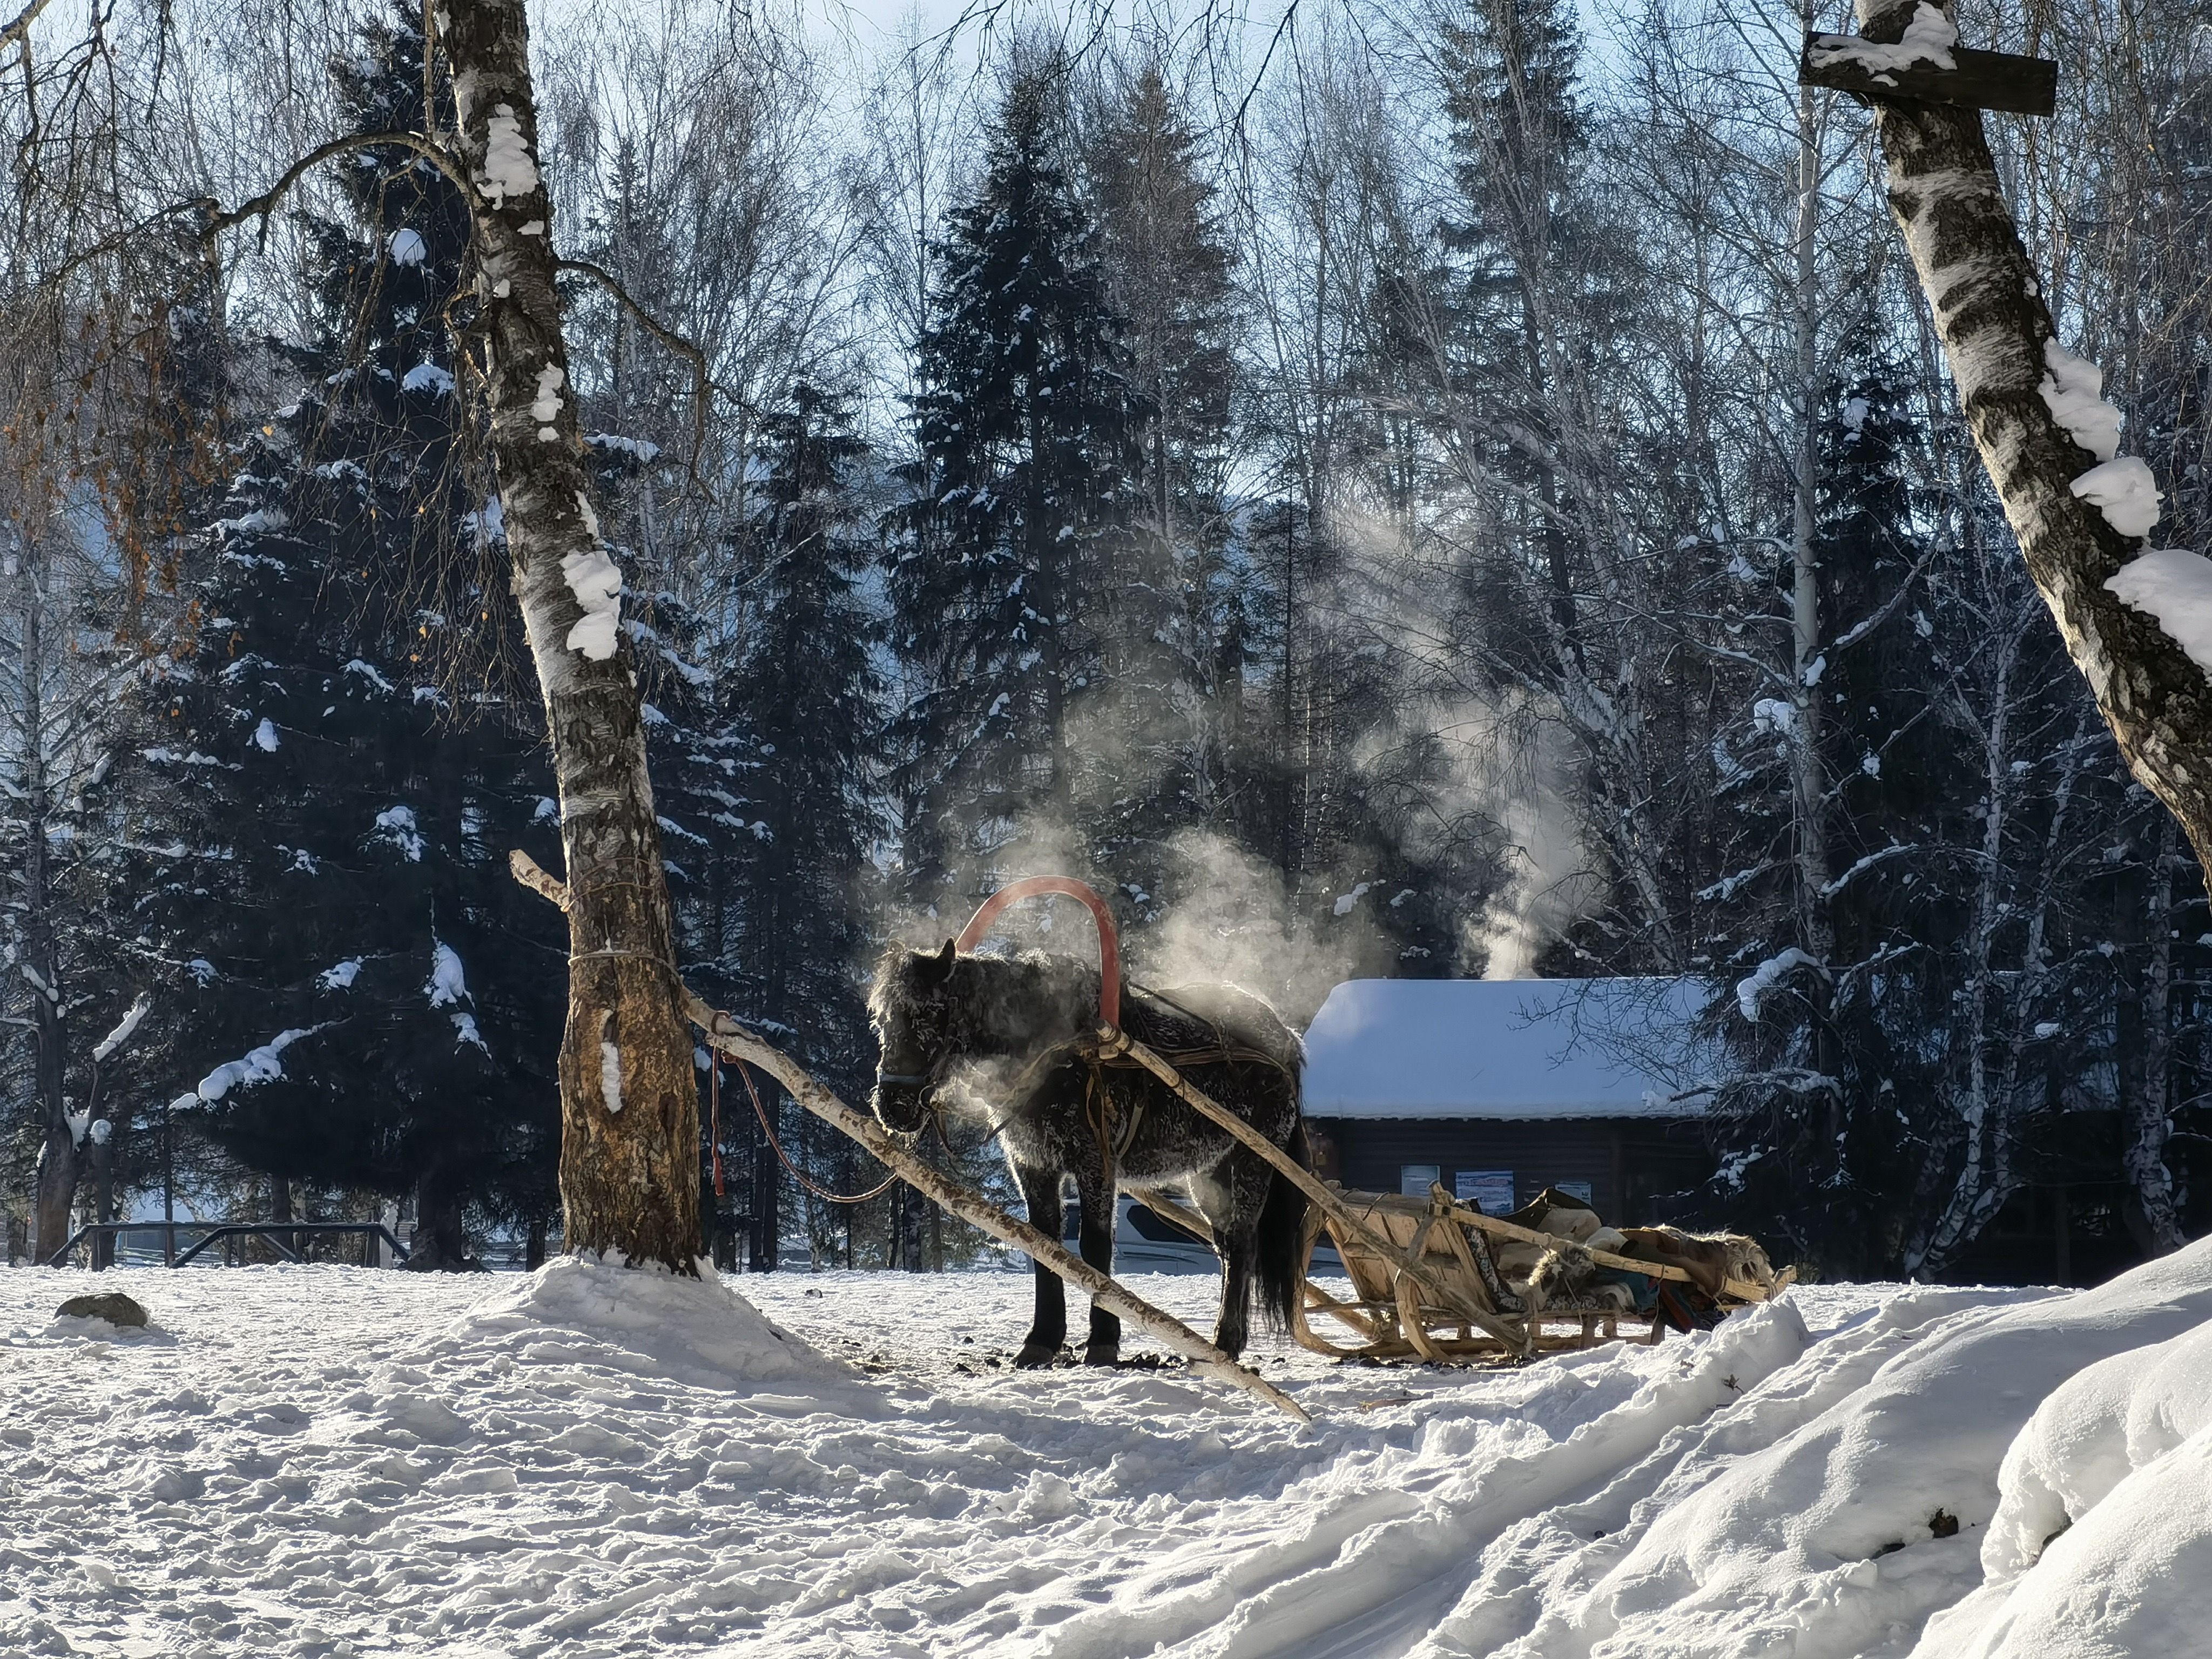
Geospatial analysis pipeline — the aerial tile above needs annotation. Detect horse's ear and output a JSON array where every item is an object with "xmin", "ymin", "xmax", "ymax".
[{"xmin": 921, "ymin": 938, "xmax": 956, "ymax": 984}]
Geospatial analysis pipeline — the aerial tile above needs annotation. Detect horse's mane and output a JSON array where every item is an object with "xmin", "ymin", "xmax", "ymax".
[{"xmin": 869, "ymin": 946, "xmax": 1096, "ymax": 1059}]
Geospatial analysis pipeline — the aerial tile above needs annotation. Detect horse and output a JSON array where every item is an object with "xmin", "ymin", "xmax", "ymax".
[{"xmin": 869, "ymin": 939, "xmax": 1309, "ymax": 1367}]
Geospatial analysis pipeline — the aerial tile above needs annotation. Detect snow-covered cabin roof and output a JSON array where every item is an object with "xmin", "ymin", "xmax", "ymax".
[{"xmin": 1301, "ymin": 977, "xmax": 1716, "ymax": 1121}]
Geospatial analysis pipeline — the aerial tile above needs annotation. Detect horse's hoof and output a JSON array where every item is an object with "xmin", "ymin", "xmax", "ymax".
[
  {"xmin": 1013, "ymin": 1343, "xmax": 1061, "ymax": 1370},
  {"xmin": 1083, "ymin": 1343, "xmax": 1120, "ymax": 1367}
]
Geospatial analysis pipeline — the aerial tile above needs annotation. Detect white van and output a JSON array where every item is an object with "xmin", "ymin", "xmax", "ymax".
[{"xmin": 1060, "ymin": 1193, "xmax": 1346, "ymax": 1277}]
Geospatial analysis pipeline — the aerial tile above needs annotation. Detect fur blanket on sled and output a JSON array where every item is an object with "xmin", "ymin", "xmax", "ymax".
[{"xmin": 1519, "ymin": 1226, "xmax": 1779, "ymax": 1317}]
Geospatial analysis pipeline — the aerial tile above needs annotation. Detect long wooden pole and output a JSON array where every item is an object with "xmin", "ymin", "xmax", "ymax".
[
  {"xmin": 690, "ymin": 1000, "xmax": 1310, "ymax": 1423},
  {"xmin": 1096, "ymin": 1025, "xmax": 1534, "ymax": 1354}
]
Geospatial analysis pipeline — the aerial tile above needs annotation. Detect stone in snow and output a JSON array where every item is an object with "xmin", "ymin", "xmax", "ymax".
[{"xmin": 55, "ymin": 1292, "xmax": 148, "ymax": 1328}]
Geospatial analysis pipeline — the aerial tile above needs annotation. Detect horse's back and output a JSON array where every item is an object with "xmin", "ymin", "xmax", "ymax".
[{"xmin": 1134, "ymin": 982, "xmax": 1304, "ymax": 1080}]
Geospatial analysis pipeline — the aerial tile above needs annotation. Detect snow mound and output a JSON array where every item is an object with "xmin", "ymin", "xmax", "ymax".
[
  {"xmin": 1461, "ymin": 1241, "xmax": 2212, "ymax": 1659},
  {"xmin": 442, "ymin": 1253, "xmax": 843, "ymax": 1391},
  {"xmin": 1037, "ymin": 1299, "xmax": 1815, "ymax": 1659},
  {"xmin": 1913, "ymin": 1319, "xmax": 2212, "ymax": 1657},
  {"xmin": 41, "ymin": 1313, "xmax": 176, "ymax": 1346},
  {"xmin": 1981, "ymin": 1317, "xmax": 2212, "ymax": 1576}
]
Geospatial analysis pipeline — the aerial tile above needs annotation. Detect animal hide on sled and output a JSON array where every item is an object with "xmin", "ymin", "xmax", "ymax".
[
  {"xmin": 1521, "ymin": 1236, "xmax": 1636, "ymax": 1316},
  {"xmin": 1518, "ymin": 1225, "xmax": 1776, "ymax": 1316},
  {"xmin": 1618, "ymin": 1226, "xmax": 1778, "ymax": 1299}
]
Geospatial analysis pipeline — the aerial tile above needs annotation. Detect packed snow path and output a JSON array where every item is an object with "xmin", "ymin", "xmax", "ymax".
[{"xmin": 3, "ymin": 1248, "xmax": 2209, "ymax": 1657}]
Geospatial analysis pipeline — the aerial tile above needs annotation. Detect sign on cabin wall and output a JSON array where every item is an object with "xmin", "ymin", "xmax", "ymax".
[
  {"xmin": 1455, "ymin": 1169, "xmax": 1516, "ymax": 1215},
  {"xmin": 1401, "ymin": 1164, "xmax": 1442, "ymax": 1198}
]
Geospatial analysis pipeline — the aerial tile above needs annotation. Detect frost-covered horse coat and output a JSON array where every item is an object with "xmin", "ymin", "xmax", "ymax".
[{"xmin": 869, "ymin": 942, "xmax": 1308, "ymax": 1365}]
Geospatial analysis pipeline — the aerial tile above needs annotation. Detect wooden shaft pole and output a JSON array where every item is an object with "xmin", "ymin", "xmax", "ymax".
[
  {"xmin": 1125, "ymin": 1185, "xmax": 1215, "ymax": 1246},
  {"xmin": 1097, "ymin": 1025, "xmax": 1533, "ymax": 1355},
  {"xmin": 686, "ymin": 997, "xmax": 1311, "ymax": 1424}
]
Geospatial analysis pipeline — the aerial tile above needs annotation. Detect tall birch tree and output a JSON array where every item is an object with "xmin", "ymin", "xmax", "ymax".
[{"xmin": 431, "ymin": 0, "xmax": 698, "ymax": 1269}]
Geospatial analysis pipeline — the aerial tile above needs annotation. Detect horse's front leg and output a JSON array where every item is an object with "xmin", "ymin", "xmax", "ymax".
[
  {"xmin": 1014, "ymin": 1161, "xmax": 1068, "ymax": 1368},
  {"xmin": 1073, "ymin": 1164, "xmax": 1121, "ymax": 1365}
]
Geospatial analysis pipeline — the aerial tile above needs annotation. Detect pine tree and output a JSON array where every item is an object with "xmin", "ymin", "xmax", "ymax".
[
  {"xmin": 662, "ymin": 385, "xmax": 886, "ymax": 1269},
  {"xmin": 1421, "ymin": 0, "xmax": 1679, "ymax": 975},
  {"xmin": 1082, "ymin": 58, "xmax": 1247, "ymax": 912},
  {"xmin": 889, "ymin": 58, "xmax": 1148, "ymax": 912},
  {"xmin": 131, "ymin": 9, "xmax": 564, "ymax": 1264}
]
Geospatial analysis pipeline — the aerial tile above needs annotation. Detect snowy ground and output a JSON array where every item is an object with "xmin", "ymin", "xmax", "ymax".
[{"xmin": 3, "ymin": 1247, "xmax": 2208, "ymax": 1658}]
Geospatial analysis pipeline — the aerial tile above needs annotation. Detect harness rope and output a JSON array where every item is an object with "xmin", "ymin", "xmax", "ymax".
[
  {"xmin": 710, "ymin": 1057, "xmax": 726, "ymax": 1197},
  {"xmin": 977, "ymin": 983, "xmax": 1300, "ymax": 1193},
  {"xmin": 734, "ymin": 1058, "xmax": 901, "ymax": 1205}
]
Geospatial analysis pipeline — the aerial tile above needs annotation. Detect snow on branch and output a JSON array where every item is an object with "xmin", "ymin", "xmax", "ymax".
[
  {"xmin": 2108, "ymin": 549, "xmax": 2212, "ymax": 678},
  {"xmin": 2034, "ymin": 340, "xmax": 2163, "ymax": 539},
  {"xmin": 1735, "ymin": 949, "xmax": 1829, "ymax": 1022},
  {"xmin": 91, "ymin": 993, "xmax": 152, "ymax": 1063},
  {"xmin": 195, "ymin": 1024, "xmax": 329, "ymax": 1102},
  {"xmin": 2040, "ymin": 341, "xmax": 2123, "ymax": 463},
  {"xmin": 426, "ymin": 941, "xmax": 490, "ymax": 1054},
  {"xmin": 2071, "ymin": 458, "xmax": 2163, "ymax": 540},
  {"xmin": 1820, "ymin": 844, "xmax": 1921, "ymax": 900},
  {"xmin": 426, "ymin": 941, "xmax": 470, "ymax": 1008}
]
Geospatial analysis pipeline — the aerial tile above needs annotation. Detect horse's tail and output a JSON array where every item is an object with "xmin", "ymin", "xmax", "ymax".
[{"xmin": 1256, "ymin": 1117, "xmax": 1310, "ymax": 1332}]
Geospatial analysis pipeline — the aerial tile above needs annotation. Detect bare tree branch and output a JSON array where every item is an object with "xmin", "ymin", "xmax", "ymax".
[{"xmin": 554, "ymin": 256, "xmax": 714, "ymax": 489}]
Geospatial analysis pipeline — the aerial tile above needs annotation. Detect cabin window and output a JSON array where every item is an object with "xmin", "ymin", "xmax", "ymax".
[
  {"xmin": 1399, "ymin": 1164, "xmax": 1442, "ymax": 1197},
  {"xmin": 1455, "ymin": 1170, "xmax": 1515, "ymax": 1215}
]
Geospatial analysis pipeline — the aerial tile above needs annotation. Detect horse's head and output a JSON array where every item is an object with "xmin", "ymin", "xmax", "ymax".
[{"xmin": 869, "ymin": 938, "xmax": 959, "ymax": 1136}]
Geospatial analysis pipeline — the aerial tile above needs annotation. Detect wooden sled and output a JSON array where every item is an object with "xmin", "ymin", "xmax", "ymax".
[{"xmin": 1289, "ymin": 1182, "xmax": 1795, "ymax": 1365}]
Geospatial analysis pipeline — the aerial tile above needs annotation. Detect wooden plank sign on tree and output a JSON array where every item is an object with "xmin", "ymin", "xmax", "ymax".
[{"xmin": 1799, "ymin": 26, "xmax": 2056, "ymax": 117}]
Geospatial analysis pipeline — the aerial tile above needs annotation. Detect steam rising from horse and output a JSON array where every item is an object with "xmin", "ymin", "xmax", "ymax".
[{"xmin": 870, "ymin": 942, "xmax": 1308, "ymax": 1366}]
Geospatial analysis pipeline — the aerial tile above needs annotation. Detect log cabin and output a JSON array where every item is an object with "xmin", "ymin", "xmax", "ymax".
[{"xmin": 1299, "ymin": 977, "xmax": 1718, "ymax": 1225}]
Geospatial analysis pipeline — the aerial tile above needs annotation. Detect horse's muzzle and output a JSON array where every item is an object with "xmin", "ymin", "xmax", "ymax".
[{"xmin": 872, "ymin": 1075, "xmax": 933, "ymax": 1137}]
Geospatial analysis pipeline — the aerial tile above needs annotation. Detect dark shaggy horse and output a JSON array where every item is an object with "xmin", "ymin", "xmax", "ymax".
[{"xmin": 870, "ymin": 941, "xmax": 1309, "ymax": 1366}]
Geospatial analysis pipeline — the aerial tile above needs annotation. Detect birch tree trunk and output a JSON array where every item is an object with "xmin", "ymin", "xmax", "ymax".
[
  {"xmin": 2129, "ymin": 817, "xmax": 2187, "ymax": 1252},
  {"xmin": 21, "ymin": 543, "xmax": 76, "ymax": 1264},
  {"xmin": 1856, "ymin": 0, "xmax": 2212, "ymax": 875},
  {"xmin": 1788, "ymin": 53, "xmax": 1839, "ymax": 1137},
  {"xmin": 438, "ymin": 0, "xmax": 700, "ymax": 1271},
  {"xmin": 1907, "ymin": 613, "xmax": 2026, "ymax": 1274}
]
